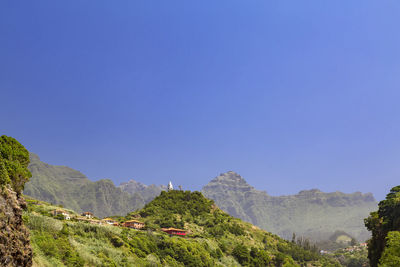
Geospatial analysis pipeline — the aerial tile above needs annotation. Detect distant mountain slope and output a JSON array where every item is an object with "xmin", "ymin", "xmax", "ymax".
[
  {"xmin": 118, "ymin": 179, "xmax": 164, "ymax": 203},
  {"xmin": 24, "ymin": 153, "xmax": 160, "ymax": 218},
  {"xmin": 202, "ymin": 171, "xmax": 377, "ymax": 242}
]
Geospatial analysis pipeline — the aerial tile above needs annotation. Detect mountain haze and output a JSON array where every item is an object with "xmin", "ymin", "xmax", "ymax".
[
  {"xmin": 24, "ymin": 153, "xmax": 161, "ymax": 218},
  {"xmin": 118, "ymin": 179, "xmax": 164, "ymax": 203},
  {"xmin": 202, "ymin": 171, "xmax": 377, "ymax": 242},
  {"xmin": 24, "ymin": 154, "xmax": 377, "ymax": 243}
]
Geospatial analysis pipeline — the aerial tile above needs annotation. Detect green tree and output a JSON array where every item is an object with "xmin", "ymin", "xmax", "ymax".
[
  {"xmin": 291, "ymin": 233, "xmax": 296, "ymax": 243},
  {"xmin": 0, "ymin": 135, "xmax": 31, "ymax": 193},
  {"xmin": 379, "ymin": 231, "xmax": 400, "ymax": 267},
  {"xmin": 232, "ymin": 243, "xmax": 250, "ymax": 265},
  {"xmin": 250, "ymin": 247, "xmax": 271, "ymax": 266},
  {"xmin": 365, "ymin": 186, "xmax": 400, "ymax": 267}
]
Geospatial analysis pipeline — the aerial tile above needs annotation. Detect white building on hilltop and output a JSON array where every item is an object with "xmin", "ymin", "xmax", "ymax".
[{"xmin": 168, "ymin": 181, "xmax": 173, "ymax": 191}]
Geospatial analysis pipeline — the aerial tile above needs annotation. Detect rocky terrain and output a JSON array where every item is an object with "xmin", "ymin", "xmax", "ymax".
[
  {"xmin": 24, "ymin": 153, "xmax": 160, "ymax": 218},
  {"xmin": 0, "ymin": 186, "xmax": 32, "ymax": 266},
  {"xmin": 202, "ymin": 171, "xmax": 377, "ymax": 242}
]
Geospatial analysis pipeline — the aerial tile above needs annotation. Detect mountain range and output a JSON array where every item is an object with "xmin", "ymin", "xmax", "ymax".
[
  {"xmin": 24, "ymin": 153, "xmax": 162, "ymax": 218},
  {"xmin": 201, "ymin": 171, "xmax": 377, "ymax": 242},
  {"xmin": 23, "ymin": 153, "xmax": 377, "ymax": 242}
]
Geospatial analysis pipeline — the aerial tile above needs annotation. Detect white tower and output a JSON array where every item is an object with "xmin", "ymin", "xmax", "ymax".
[{"xmin": 168, "ymin": 181, "xmax": 173, "ymax": 191}]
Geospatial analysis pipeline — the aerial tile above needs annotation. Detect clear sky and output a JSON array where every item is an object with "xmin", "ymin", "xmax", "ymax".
[{"xmin": 1, "ymin": 1, "xmax": 400, "ymax": 200}]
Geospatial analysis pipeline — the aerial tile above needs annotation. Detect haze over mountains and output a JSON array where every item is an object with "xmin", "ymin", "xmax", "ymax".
[
  {"xmin": 24, "ymin": 153, "xmax": 161, "ymax": 218},
  {"xmin": 202, "ymin": 171, "xmax": 377, "ymax": 242},
  {"xmin": 24, "ymin": 153, "xmax": 377, "ymax": 242}
]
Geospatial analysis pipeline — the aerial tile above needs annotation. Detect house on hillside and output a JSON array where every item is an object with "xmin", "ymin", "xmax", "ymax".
[
  {"xmin": 81, "ymin": 212, "xmax": 94, "ymax": 219},
  {"xmin": 102, "ymin": 218, "xmax": 119, "ymax": 226},
  {"xmin": 161, "ymin": 227, "xmax": 187, "ymax": 236},
  {"xmin": 122, "ymin": 220, "xmax": 145, "ymax": 229},
  {"xmin": 52, "ymin": 209, "xmax": 70, "ymax": 220}
]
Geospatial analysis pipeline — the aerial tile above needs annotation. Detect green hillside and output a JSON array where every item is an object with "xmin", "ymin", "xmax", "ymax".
[
  {"xmin": 24, "ymin": 153, "xmax": 158, "ymax": 218},
  {"xmin": 202, "ymin": 171, "xmax": 377, "ymax": 242},
  {"xmin": 24, "ymin": 190, "xmax": 342, "ymax": 267}
]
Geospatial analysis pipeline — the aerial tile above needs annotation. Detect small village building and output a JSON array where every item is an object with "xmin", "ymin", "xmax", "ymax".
[
  {"xmin": 81, "ymin": 212, "xmax": 94, "ymax": 219},
  {"xmin": 102, "ymin": 218, "xmax": 119, "ymax": 226},
  {"xmin": 122, "ymin": 220, "xmax": 145, "ymax": 229},
  {"xmin": 52, "ymin": 209, "xmax": 70, "ymax": 220},
  {"xmin": 161, "ymin": 227, "xmax": 187, "ymax": 236}
]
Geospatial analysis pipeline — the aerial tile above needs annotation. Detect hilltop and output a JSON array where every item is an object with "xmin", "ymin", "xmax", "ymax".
[
  {"xmin": 24, "ymin": 190, "xmax": 341, "ymax": 266},
  {"xmin": 202, "ymin": 171, "xmax": 377, "ymax": 242}
]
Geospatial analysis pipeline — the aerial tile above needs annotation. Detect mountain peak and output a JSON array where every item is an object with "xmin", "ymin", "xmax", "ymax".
[
  {"xmin": 119, "ymin": 179, "xmax": 149, "ymax": 191},
  {"xmin": 212, "ymin": 171, "xmax": 247, "ymax": 183},
  {"xmin": 29, "ymin": 152, "xmax": 40, "ymax": 162},
  {"xmin": 203, "ymin": 171, "xmax": 255, "ymax": 192}
]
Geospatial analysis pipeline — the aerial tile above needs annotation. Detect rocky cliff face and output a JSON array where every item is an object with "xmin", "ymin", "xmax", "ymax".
[
  {"xmin": 24, "ymin": 153, "xmax": 151, "ymax": 218},
  {"xmin": 202, "ymin": 171, "xmax": 378, "ymax": 242},
  {"xmin": 118, "ymin": 179, "xmax": 164, "ymax": 203},
  {"xmin": 0, "ymin": 186, "xmax": 32, "ymax": 266}
]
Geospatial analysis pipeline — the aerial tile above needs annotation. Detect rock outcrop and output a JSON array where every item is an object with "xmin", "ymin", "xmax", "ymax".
[
  {"xmin": 0, "ymin": 186, "xmax": 32, "ymax": 266},
  {"xmin": 202, "ymin": 171, "xmax": 378, "ymax": 242}
]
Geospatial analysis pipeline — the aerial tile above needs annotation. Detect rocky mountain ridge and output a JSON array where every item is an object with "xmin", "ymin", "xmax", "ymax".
[
  {"xmin": 24, "ymin": 153, "xmax": 161, "ymax": 218},
  {"xmin": 202, "ymin": 171, "xmax": 377, "ymax": 242}
]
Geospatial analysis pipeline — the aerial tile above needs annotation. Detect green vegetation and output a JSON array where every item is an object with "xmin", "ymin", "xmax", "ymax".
[
  {"xmin": 0, "ymin": 135, "xmax": 31, "ymax": 193},
  {"xmin": 333, "ymin": 245, "xmax": 369, "ymax": 267},
  {"xmin": 25, "ymin": 190, "xmax": 341, "ymax": 266},
  {"xmin": 24, "ymin": 156, "xmax": 377, "ymax": 244},
  {"xmin": 379, "ymin": 231, "xmax": 400, "ymax": 266},
  {"xmin": 24, "ymin": 153, "xmax": 159, "ymax": 218},
  {"xmin": 202, "ymin": 171, "xmax": 377, "ymax": 242},
  {"xmin": 365, "ymin": 185, "xmax": 400, "ymax": 267}
]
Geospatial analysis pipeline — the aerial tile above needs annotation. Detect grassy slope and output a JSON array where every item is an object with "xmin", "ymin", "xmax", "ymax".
[{"xmin": 24, "ymin": 191, "xmax": 342, "ymax": 267}]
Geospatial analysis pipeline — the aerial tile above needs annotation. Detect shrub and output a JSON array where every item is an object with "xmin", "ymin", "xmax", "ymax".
[
  {"xmin": 110, "ymin": 235, "xmax": 124, "ymax": 248},
  {"xmin": 232, "ymin": 244, "xmax": 250, "ymax": 265},
  {"xmin": 0, "ymin": 135, "xmax": 31, "ymax": 193}
]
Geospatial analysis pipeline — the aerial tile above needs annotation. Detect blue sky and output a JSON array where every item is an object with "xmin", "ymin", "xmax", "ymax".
[{"xmin": 1, "ymin": 1, "xmax": 400, "ymax": 200}]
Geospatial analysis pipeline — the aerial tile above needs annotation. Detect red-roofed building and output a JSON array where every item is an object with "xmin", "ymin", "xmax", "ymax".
[{"xmin": 161, "ymin": 228, "xmax": 187, "ymax": 236}]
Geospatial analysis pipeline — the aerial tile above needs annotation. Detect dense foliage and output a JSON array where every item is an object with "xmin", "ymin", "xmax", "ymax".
[
  {"xmin": 25, "ymin": 191, "xmax": 341, "ymax": 266},
  {"xmin": 365, "ymin": 185, "xmax": 400, "ymax": 267},
  {"xmin": 379, "ymin": 231, "xmax": 400, "ymax": 266},
  {"xmin": 0, "ymin": 135, "xmax": 31, "ymax": 193},
  {"xmin": 333, "ymin": 245, "xmax": 369, "ymax": 267}
]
